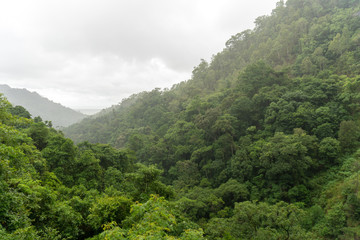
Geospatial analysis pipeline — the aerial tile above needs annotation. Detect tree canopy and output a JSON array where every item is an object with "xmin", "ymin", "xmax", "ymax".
[{"xmin": 2, "ymin": 0, "xmax": 360, "ymax": 239}]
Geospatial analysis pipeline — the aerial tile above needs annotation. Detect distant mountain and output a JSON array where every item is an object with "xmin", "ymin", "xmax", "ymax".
[{"xmin": 0, "ymin": 84, "xmax": 87, "ymax": 127}]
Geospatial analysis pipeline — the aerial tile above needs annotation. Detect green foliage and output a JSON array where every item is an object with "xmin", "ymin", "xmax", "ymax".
[
  {"xmin": 239, "ymin": 60, "xmax": 287, "ymax": 98},
  {"xmin": 258, "ymin": 130, "xmax": 316, "ymax": 184},
  {"xmin": 91, "ymin": 195, "xmax": 205, "ymax": 240},
  {"xmin": 123, "ymin": 164, "xmax": 175, "ymax": 201},
  {"xmin": 88, "ymin": 195, "xmax": 132, "ymax": 231},
  {"xmin": 8, "ymin": 105, "xmax": 31, "ymax": 119},
  {"xmin": 50, "ymin": 201, "xmax": 83, "ymax": 239},
  {"xmin": 27, "ymin": 122, "xmax": 50, "ymax": 151},
  {"xmin": 2, "ymin": 1, "xmax": 360, "ymax": 239},
  {"xmin": 41, "ymin": 135, "xmax": 77, "ymax": 185},
  {"xmin": 0, "ymin": 226, "xmax": 41, "ymax": 240},
  {"xmin": 75, "ymin": 150, "xmax": 103, "ymax": 189},
  {"xmin": 176, "ymin": 187, "xmax": 224, "ymax": 221},
  {"xmin": 318, "ymin": 137, "xmax": 340, "ymax": 166},
  {"xmin": 205, "ymin": 201, "xmax": 316, "ymax": 240},
  {"xmin": 170, "ymin": 160, "xmax": 201, "ymax": 189},
  {"xmin": 215, "ymin": 179, "xmax": 249, "ymax": 207},
  {"xmin": 78, "ymin": 142, "xmax": 133, "ymax": 172},
  {"xmin": 338, "ymin": 120, "xmax": 360, "ymax": 153}
]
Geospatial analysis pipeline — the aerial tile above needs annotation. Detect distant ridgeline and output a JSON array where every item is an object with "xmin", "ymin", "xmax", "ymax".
[
  {"xmin": 1, "ymin": 0, "xmax": 360, "ymax": 239},
  {"xmin": 0, "ymin": 84, "xmax": 86, "ymax": 127}
]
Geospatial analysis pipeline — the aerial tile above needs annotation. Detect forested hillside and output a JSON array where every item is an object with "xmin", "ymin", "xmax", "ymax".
[
  {"xmin": 0, "ymin": 84, "xmax": 86, "ymax": 127},
  {"xmin": 0, "ymin": 95, "xmax": 205, "ymax": 239},
  {"xmin": 2, "ymin": 0, "xmax": 360, "ymax": 239},
  {"xmin": 65, "ymin": 0, "xmax": 360, "ymax": 144}
]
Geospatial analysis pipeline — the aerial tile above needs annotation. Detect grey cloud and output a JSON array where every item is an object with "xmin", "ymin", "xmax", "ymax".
[
  {"xmin": 0, "ymin": 0, "xmax": 278, "ymax": 108},
  {"xmin": 28, "ymin": 0, "xmax": 275, "ymax": 70}
]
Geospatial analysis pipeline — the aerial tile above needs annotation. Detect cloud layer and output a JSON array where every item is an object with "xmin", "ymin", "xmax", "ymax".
[{"xmin": 0, "ymin": 0, "xmax": 278, "ymax": 109}]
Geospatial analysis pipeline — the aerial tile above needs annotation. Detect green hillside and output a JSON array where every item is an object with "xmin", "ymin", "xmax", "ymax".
[
  {"xmin": 0, "ymin": 95, "xmax": 205, "ymax": 239},
  {"xmin": 64, "ymin": 0, "xmax": 360, "ymax": 145},
  {"xmin": 1, "ymin": 0, "xmax": 360, "ymax": 239}
]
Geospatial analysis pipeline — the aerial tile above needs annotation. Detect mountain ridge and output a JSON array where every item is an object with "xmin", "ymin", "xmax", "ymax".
[{"xmin": 0, "ymin": 84, "xmax": 87, "ymax": 127}]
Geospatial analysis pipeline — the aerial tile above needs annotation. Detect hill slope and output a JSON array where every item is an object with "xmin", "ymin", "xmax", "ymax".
[
  {"xmin": 0, "ymin": 84, "xmax": 86, "ymax": 127},
  {"xmin": 64, "ymin": 0, "xmax": 360, "ymax": 146},
  {"xmin": 2, "ymin": 0, "xmax": 360, "ymax": 239}
]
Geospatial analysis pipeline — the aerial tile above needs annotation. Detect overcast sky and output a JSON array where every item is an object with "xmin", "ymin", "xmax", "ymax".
[{"xmin": 0, "ymin": 0, "xmax": 279, "ymax": 109}]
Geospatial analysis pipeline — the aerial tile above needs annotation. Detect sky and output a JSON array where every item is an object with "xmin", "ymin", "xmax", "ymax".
[{"xmin": 0, "ymin": 0, "xmax": 279, "ymax": 109}]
